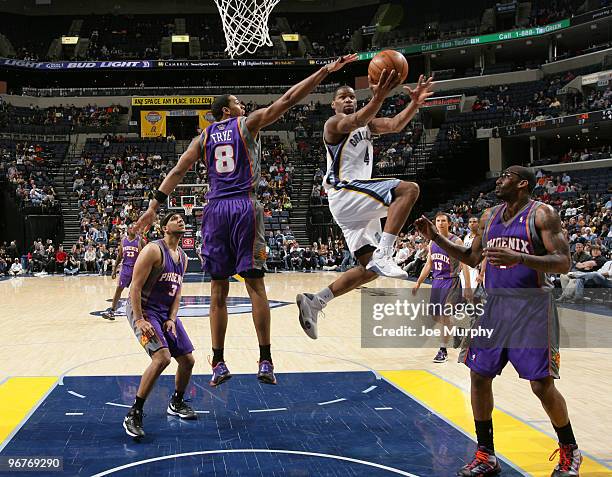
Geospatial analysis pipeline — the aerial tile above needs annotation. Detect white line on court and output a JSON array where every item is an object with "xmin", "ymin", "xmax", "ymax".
[
  {"xmin": 90, "ymin": 449, "xmax": 421, "ymax": 476},
  {"xmin": 317, "ymin": 398, "xmax": 347, "ymax": 406}
]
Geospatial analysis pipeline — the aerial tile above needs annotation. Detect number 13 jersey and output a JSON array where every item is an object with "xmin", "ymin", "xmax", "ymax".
[
  {"xmin": 323, "ymin": 125, "xmax": 373, "ymax": 192},
  {"xmin": 202, "ymin": 116, "xmax": 262, "ymax": 199}
]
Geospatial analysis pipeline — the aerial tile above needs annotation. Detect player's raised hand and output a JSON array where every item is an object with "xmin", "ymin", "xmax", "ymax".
[
  {"xmin": 326, "ymin": 53, "xmax": 359, "ymax": 73},
  {"xmin": 134, "ymin": 207, "xmax": 157, "ymax": 235},
  {"xmin": 404, "ymin": 75, "xmax": 434, "ymax": 107},
  {"xmin": 414, "ymin": 215, "xmax": 437, "ymax": 240},
  {"xmin": 369, "ymin": 68, "xmax": 400, "ymax": 99}
]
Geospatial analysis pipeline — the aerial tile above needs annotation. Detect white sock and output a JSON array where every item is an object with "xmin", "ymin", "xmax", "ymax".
[
  {"xmin": 314, "ymin": 287, "xmax": 334, "ymax": 308},
  {"xmin": 377, "ymin": 232, "xmax": 397, "ymax": 254}
]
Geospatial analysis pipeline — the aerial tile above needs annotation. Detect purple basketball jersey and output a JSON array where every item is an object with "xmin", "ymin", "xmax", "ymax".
[
  {"xmin": 121, "ymin": 236, "xmax": 140, "ymax": 268},
  {"xmin": 483, "ymin": 200, "xmax": 549, "ymax": 289},
  {"xmin": 141, "ymin": 240, "xmax": 187, "ymax": 315},
  {"xmin": 431, "ymin": 234, "xmax": 461, "ymax": 280},
  {"xmin": 202, "ymin": 116, "xmax": 261, "ymax": 199}
]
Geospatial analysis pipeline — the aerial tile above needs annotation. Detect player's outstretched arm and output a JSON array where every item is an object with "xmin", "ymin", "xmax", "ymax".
[
  {"xmin": 326, "ymin": 68, "xmax": 400, "ymax": 136},
  {"xmin": 135, "ymin": 138, "xmax": 201, "ymax": 233},
  {"xmin": 129, "ymin": 244, "xmax": 163, "ymax": 334},
  {"xmin": 484, "ymin": 204, "xmax": 571, "ymax": 273},
  {"xmin": 370, "ymin": 75, "xmax": 434, "ymax": 134},
  {"xmin": 415, "ymin": 211, "xmax": 488, "ymax": 268},
  {"xmin": 246, "ymin": 54, "xmax": 358, "ymax": 136}
]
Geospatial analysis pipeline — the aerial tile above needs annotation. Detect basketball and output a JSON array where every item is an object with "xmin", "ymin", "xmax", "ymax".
[{"xmin": 368, "ymin": 50, "xmax": 409, "ymax": 85}]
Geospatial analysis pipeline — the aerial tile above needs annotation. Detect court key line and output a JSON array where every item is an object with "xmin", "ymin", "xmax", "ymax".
[{"xmin": 90, "ymin": 449, "xmax": 421, "ymax": 477}]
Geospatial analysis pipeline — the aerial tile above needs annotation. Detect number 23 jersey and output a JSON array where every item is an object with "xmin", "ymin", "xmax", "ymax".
[{"xmin": 202, "ymin": 116, "xmax": 262, "ymax": 200}]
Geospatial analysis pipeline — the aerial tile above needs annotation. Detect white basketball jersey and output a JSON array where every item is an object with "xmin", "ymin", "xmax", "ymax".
[
  {"xmin": 463, "ymin": 232, "xmax": 476, "ymax": 249},
  {"xmin": 323, "ymin": 125, "xmax": 373, "ymax": 191},
  {"xmin": 461, "ymin": 232, "xmax": 480, "ymax": 289}
]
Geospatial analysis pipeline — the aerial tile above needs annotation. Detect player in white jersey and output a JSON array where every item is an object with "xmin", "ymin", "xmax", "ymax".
[
  {"xmin": 461, "ymin": 216, "xmax": 483, "ymax": 296},
  {"xmin": 297, "ymin": 71, "xmax": 434, "ymax": 338}
]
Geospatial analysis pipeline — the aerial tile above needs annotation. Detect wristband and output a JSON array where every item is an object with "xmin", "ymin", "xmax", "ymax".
[{"xmin": 154, "ymin": 189, "xmax": 168, "ymax": 204}]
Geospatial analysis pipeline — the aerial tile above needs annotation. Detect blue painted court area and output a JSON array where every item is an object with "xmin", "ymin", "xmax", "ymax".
[{"xmin": 0, "ymin": 372, "xmax": 524, "ymax": 476}]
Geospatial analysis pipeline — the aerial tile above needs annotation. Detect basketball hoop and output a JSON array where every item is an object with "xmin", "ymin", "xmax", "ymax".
[
  {"xmin": 183, "ymin": 203, "xmax": 194, "ymax": 216},
  {"xmin": 213, "ymin": 0, "xmax": 281, "ymax": 58}
]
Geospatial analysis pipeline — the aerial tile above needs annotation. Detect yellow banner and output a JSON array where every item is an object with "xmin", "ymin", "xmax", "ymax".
[
  {"xmin": 132, "ymin": 96, "xmax": 215, "ymax": 106},
  {"xmin": 198, "ymin": 110, "xmax": 215, "ymax": 131},
  {"xmin": 140, "ymin": 110, "xmax": 166, "ymax": 138}
]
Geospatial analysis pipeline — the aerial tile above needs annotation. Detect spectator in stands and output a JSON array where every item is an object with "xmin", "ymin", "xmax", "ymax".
[
  {"xmin": 559, "ymin": 245, "xmax": 609, "ymax": 302},
  {"xmin": 301, "ymin": 247, "xmax": 318, "ymax": 272},
  {"xmin": 64, "ymin": 254, "xmax": 80, "ymax": 276},
  {"xmin": 83, "ymin": 245, "xmax": 97, "ymax": 273},
  {"xmin": 405, "ymin": 240, "xmax": 429, "ymax": 277},
  {"xmin": 9, "ymin": 258, "xmax": 23, "ymax": 276},
  {"xmin": 54, "ymin": 245, "xmax": 67, "ymax": 274},
  {"xmin": 557, "ymin": 241, "xmax": 592, "ymax": 301}
]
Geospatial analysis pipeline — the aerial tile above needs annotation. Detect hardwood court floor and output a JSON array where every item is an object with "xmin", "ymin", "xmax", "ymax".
[{"xmin": 1, "ymin": 272, "xmax": 610, "ymax": 476}]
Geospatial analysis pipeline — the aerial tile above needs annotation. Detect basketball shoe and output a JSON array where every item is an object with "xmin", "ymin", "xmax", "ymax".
[
  {"xmin": 550, "ymin": 444, "xmax": 582, "ymax": 476},
  {"xmin": 366, "ymin": 249, "xmax": 408, "ymax": 279},
  {"xmin": 123, "ymin": 408, "xmax": 145, "ymax": 438},
  {"xmin": 102, "ymin": 308, "xmax": 116, "ymax": 321},
  {"xmin": 209, "ymin": 361, "xmax": 232, "ymax": 387},
  {"xmin": 167, "ymin": 398, "xmax": 197, "ymax": 420},
  {"xmin": 296, "ymin": 293, "xmax": 325, "ymax": 339},
  {"xmin": 457, "ymin": 446, "xmax": 501, "ymax": 476},
  {"xmin": 433, "ymin": 348, "xmax": 448, "ymax": 363},
  {"xmin": 257, "ymin": 360, "xmax": 277, "ymax": 385}
]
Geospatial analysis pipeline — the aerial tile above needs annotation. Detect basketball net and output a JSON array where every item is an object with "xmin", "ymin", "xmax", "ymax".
[
  {"xmin": 213, "ymin": 0, "xmax": 281, "ymax": 58},
  {"xmin": 183, "ymin": 203, "xmax": 194, "ymax": 216}
]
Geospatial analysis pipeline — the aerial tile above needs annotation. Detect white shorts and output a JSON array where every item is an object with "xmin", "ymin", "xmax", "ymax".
[
  {"xmin": 328, "ymin": 178, "xmax": 400, "ymax": 255},
  {"xmin": 460, "ymin": 266, "xmax": 479, "ymax": 290}
]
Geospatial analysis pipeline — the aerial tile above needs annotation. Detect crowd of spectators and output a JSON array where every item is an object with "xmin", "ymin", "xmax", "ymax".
[
  {"xmin": 265, "ymin": 233, "xmax": 354, "ymax": 272},
  {"xmin": 531, "ymin": 146, "xmax": 612, "ymax": 167},
  {"xmin": 0, "ymin": 102, "xmax": 125, "ymax": 130},
  {"xmin": 0, "ymin": 101, "xmax": 127, "ymax": 132},
  {"xmin": 0, "ymin": 141, "xmax": 62, "ymax": 211},
  {"xmin": 69, "ymin": 135, "xmax": 297, "ymax": 270}
]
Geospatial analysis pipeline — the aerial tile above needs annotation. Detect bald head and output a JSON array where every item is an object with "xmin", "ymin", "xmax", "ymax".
[{"xmin": 506, "ymin": 165, "xmax": 537, "ymax": 192}]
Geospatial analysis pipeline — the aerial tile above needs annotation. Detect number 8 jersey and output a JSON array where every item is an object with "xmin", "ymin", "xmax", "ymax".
[{"xmin": 201, "ymin": 116, "xmax": 262, "ymax": 199}]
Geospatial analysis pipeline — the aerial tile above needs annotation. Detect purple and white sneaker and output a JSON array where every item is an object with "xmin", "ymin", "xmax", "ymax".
[
  {"xmin": 257, "ymin": 360, "xmax": 277, "ymax": 385},
  {"xmin": 209, "ymin": 361, "xmax": 232, "ymax": 387},
  {"xmin": 433, "ymin": 348, "xmax": 448, "ymax": 363}
]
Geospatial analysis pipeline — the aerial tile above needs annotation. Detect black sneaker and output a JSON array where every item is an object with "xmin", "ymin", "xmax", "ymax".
[
  {"xmin": 102, "ymin": 308, "xmax": 116, "ymax": 321},
  {"xmin": 457, "ymin": 446, "xmax": 501, "ymax": 476},
  {"xmin": 433, "ymin": 348, "xmax": 448, "ymax": 363},
  {"xmin": 123, "ymin": 408, "xmax": 145, "ymax": 438},
  {"xmin": 167, "ymin": 399, "xmax": 197, "ymax": 420}
]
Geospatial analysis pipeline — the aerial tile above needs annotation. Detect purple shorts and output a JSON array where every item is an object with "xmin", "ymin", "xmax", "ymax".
[
  {"xmin": 119, "ymin": 267, "xmax": 133, "ymax": 288},
  {"xmin": 201, "ymin": 197, "xmax": 266, "ymax": 279},
  {"xmin": 463, "ymin": 293, "xmax": 560, "ymax": 381},
  {"xmin": 126, "ymin": 302, "xmax": 194, "ymax": 358},
  {"xmin": 430, "ymin": 277, "xmax": 462, "ymax": 307}
]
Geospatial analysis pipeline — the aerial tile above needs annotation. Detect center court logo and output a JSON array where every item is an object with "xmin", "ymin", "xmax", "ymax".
[{"xmin": 91, "ymin": 295, "xmax": 290, "ymax": 318}]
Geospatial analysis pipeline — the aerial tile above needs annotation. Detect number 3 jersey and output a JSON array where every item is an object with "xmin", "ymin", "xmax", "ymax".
[
  {"xmin": 323, "ymin": 125, "xmax": 373, "ymax": 192},
  {"xmin": 201, "ymin": 116, "xmax": 261, "ymax": 199},
  {"xmin": 140, "ymin": 240, "xmax": 187, "ymax": 315}
]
